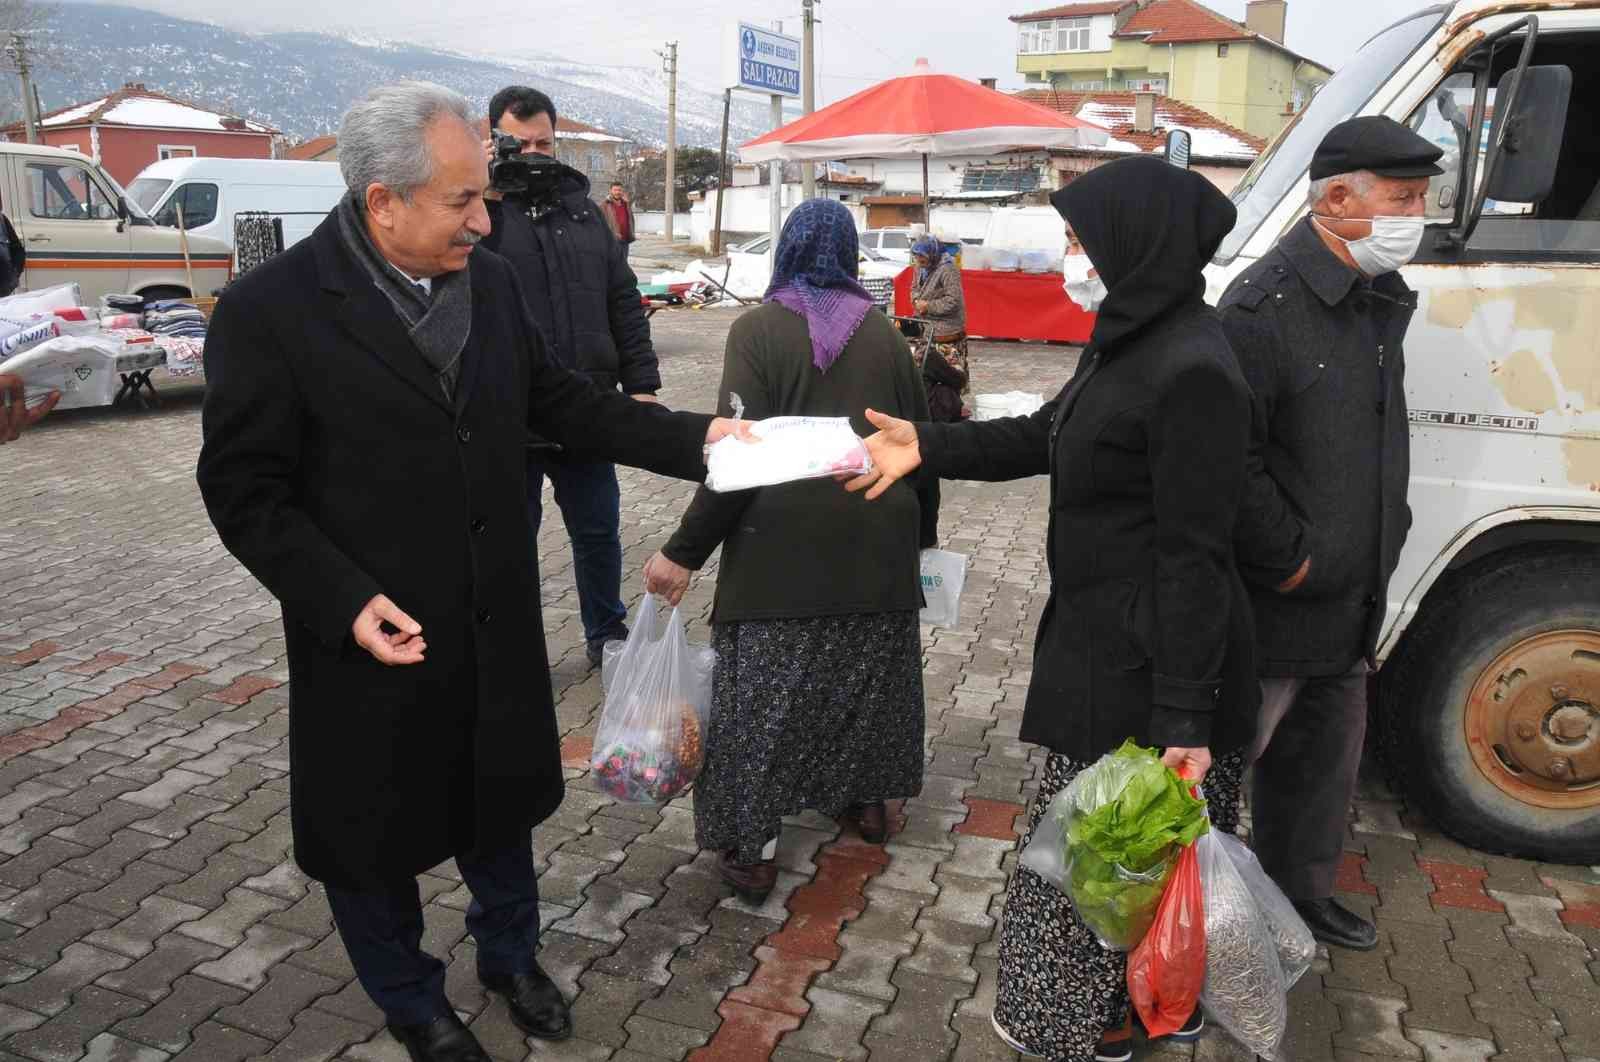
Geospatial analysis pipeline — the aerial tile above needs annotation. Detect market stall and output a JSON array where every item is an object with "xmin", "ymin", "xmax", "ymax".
[{"xmin": 893, "ymin": 266, "xmax": 1093, "ymax": 345}]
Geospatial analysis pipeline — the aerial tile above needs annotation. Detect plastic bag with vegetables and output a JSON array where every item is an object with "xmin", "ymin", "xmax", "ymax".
[{"xmin": 1019, "ymin": 740, "xmax": 1210, "ymax": 951}]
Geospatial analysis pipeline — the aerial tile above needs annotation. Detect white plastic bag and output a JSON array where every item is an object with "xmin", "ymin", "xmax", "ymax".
[
  {"xmin": 973, "ymin": 392, "xmax": 1045, "ymax": 421},
  {"xmin": 919, "ymin": 549, "xmax": 967, "ymax": 628},
  {"xmin": 1198, "ymin": 831, "xmax": 1301, "ymax": 1060},
  {"xmin": 590, "ymin": 594, "xmax": 716, "ymax": 805},
  {"xmin": 0, "ymin": 334, "xmax": 160, "ymax": 410},
  {"xmin": 705, "ymin": 415, "xmax": 871, "ymax": 493},
  {"xmin": 0, "ymin": 283, "xmax": 80, "ymax": 318}
]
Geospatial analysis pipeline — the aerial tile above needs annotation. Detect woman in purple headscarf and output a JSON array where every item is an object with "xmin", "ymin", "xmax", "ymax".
[{"xmin": 642, "ymin": 198, "xmax": 939, "ymax": 903}]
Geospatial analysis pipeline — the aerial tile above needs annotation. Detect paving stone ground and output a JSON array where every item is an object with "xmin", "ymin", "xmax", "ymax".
[{"xmin": 3, "ymin": 306, "xmax": 1599, "ymax": 1061}]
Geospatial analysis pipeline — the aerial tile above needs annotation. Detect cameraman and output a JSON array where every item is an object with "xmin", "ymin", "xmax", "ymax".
[{"xmin": 482, "ymin": 86, "xmax": 661, "ymax": 668}]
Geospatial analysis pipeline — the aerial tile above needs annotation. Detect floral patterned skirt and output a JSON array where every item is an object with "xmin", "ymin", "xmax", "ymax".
[
  {"xmin": 692, "ymin": 611, "xmax": 926, "ymax": 864},
  {"xmin": 992, "ymin": 748, "xmax": 1244, "ymax": 1060}
]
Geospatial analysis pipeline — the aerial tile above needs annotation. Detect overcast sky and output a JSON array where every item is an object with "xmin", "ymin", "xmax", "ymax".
[{"xmin": 66, "ymin": 0, "xmax": 1442, "ymax": 102}]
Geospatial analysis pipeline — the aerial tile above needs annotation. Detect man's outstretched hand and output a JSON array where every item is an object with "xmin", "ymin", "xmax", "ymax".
[
  {"xmin": 845, "ymin": 408, "xmax": 922, "ymax": 500},
  {"xmin": 353, "ymin": 594, "xmax": 427, "ymax": 666},
  {"xmin": 0, "ymin": 373, "xmax": 58, "ymax": 444}
]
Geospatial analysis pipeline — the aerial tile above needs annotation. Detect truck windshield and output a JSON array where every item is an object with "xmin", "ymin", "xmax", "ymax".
[
  {"xmin": 127, "ymin": 178, "xmax": 170, "ymax": 214},
  {"xmin": 1216, "ymin": 6, "xmax": 1448, "ymax": 263}
]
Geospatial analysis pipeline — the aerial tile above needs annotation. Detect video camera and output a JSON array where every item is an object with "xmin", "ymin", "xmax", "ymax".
[{"xmin": 488, "ymin": 131, "xmax": 566, "ymax": 207}]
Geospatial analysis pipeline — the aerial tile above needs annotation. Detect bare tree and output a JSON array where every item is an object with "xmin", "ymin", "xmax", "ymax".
[{"xmin": 0, "ymin": 1, "xmax": 70, "ymax": 77}]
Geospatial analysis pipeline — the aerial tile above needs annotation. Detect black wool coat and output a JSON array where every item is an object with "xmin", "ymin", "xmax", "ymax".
[
  {"xmin": 918, "ymin": 307, "xmax": 1260, "ymax": 762},
  {"xmin": 196, "ymin": 217, "xmax": 711, "ymax": 888}
]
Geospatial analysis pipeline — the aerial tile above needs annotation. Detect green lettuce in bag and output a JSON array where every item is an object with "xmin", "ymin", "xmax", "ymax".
[{"xmin": 1020, "ymin": 741, "xmax": 1209, "ymax": 950}]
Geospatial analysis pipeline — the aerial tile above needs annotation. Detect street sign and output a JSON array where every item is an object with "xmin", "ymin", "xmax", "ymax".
[{"xmin": 724, "ymin": 22, "xmax": 801, "ymax": 98}]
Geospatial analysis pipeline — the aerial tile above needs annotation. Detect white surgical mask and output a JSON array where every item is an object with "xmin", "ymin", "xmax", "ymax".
[
  {"xmin": 1061, "ymin": 253, "xmax": 1107, "ymax": 312},
  {"xmin": 1313, "ymin": 214, "xmax": 1425, "ymax": 276}
]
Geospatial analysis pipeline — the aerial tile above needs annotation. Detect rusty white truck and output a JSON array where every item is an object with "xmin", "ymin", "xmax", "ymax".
[{"xmin": 1206, "ymin": 0, "xmax": 1600, "ymax": 863}]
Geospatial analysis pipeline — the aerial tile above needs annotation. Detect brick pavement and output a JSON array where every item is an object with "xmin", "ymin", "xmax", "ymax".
[{"xmin": 2, "ymin": 307, "xmax": 1599, "ymax": 1061}]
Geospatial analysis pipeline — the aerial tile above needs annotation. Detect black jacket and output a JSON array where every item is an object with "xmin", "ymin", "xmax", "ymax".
[
  {"xmin": 482, "ymin": 168, "xmax": 660, "ymax": 395},
  {"xmin": 1219, "ymin": 218, "xmax": 1415, "ymax": 677},
  {"xmin": 917, "ymin": 157, "xmax": 1259, "ymax": 762},
  {"xmin": 196, "ymin": 216, "xmax": 711, "ymax": 887}
]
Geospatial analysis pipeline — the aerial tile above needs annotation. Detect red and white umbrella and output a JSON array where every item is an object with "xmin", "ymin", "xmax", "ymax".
[{"xmin": 740, "ymin": 59, "xmax": 1108, "ymax": 164}]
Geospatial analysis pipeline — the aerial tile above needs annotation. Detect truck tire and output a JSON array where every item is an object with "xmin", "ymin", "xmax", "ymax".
[{"xmin": 1380, "ymin": 546, "xmax": 1600, "ymax": 864}]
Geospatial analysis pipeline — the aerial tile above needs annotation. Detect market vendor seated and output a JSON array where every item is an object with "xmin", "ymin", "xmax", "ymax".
[{"xmin": 910, "ymin": 235, "xmax": 970, "ymax": 421}]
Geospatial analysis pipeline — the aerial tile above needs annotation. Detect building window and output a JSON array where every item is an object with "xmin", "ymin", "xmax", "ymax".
[
  {"xmin": 587, "ymin": 149, "xmax": 604, "ymax": 173},
  {"xmin": 1217, "ymin": 43, "xmax": 1230, "ymax": 57},
  {"xmin": 157, "ymin": 145, "xmax": 196, "ymax": 161},
  {"xmin": 1073, "ymin": 80, "xmax": 1106, "ymax": 91},
  {"xmin": 1127, "ymin": 78, "xmax": 1168, "ymax": 93},
  {"xmin": 1018, "ymin": 17, "xmax": 1091, "ymax": 54}
]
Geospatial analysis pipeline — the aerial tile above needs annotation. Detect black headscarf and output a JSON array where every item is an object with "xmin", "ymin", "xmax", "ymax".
[{"xmin": 1049, "ymin": 156, "xmax": 1236, "ymax": 352}]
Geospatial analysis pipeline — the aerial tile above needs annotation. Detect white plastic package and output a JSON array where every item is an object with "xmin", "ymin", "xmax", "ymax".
[
  {"xmin": 0, "ymin": 335, "xmax": 163, "ymax": 410},
  {"xmin": 0, "ymin": 283, "xmax": 81, "ymax": 318},
  {"xmin": 705, "ymin": 415, "xmax": 871, "ymax": 493},
  {"xmin": 590, "ymin": 594, "xmax": 716, "ymax": 805},
  {"xmin": 0, "ymin": 317, "xmax": 59, "ymax": 358},
  {"xmin": 1198, "ymin": 831, "xmax": 1312, "ymax": 1060},
  {"xmin": 919, "ymin": 549, "xmax": 968, "ymax": 628}
]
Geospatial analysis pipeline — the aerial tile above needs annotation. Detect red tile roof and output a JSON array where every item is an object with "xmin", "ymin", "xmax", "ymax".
[
  {"xmin": 1014, "ymin": 88, "xmax": 1265, "ymax": 160},
  {"xmin": 1011, "ymin": 1, "xmax": 1132, "ymax": 21},
  {"xmin": 1114, "ymin": 0, "xmax": 1253, "ymax": 43},
  {"xmin": 286, "ymin": 134, "xmax": 337, "ymax": 161},
  {"xmin": 6, "ymin": 82, "xmax": 277, "ymax": 136}
]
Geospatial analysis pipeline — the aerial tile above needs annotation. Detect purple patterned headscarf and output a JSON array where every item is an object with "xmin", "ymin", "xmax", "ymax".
[{"xmin": 764, "ymin": 198, "xmax": 874, "ymax": 373}]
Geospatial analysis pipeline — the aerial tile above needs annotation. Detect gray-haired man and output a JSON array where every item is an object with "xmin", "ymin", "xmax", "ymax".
[
  {"xmin": 196, "ymin": 82, "xmax": 748, "ymax": 1061},
  {"xmin": 1220, "ymin": 116, "xmax": 1442, "ymax": 952}
]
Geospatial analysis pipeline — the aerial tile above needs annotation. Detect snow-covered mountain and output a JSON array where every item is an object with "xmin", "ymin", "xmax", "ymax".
[{"xmin": 12, "ymin": 3, "xmax": 774, "ymax": 146}]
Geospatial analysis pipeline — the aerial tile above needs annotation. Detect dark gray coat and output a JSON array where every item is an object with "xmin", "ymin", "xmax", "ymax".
[
  {"xmin": 1219, "ymin": 218, "xmax": 1416, "ymax": 678},
  {"xmin": 196, "ymin": 217, "xmax": 711, "ymax": 888}
]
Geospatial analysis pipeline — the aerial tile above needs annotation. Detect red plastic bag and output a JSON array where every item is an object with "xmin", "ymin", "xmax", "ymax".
[{"xmin": 1127, "ymin": 839, "xmax": 1206, "ymax": 1037}]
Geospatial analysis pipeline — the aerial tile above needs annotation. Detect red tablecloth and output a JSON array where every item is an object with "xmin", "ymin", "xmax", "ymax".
[{"xmin": 894, "ymin": 267, "xmax": 1093, "ymax": 344}]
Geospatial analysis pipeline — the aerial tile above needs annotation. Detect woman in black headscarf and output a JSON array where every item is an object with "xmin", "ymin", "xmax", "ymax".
[{"xmin": 847, "ymin": 155, "xmax": 1258, "ymax": 1061}]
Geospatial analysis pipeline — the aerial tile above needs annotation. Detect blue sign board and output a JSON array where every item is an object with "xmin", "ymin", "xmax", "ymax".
[{"xmin": 728, "ymin": 22, "xmax": 801, "ymax": 98}]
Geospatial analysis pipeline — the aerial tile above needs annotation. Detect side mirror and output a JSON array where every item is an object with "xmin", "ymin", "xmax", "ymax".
[
  {"xmin": 117, "ymin": 195, "xmax": 128, "ymax": 220},
  {"xmin": 1164, "ymin": 129, "xmax": 1192, "ymax": 170},
  {"xmin": 1482, "ymin": 64, "xmax": 1570, "ymax": 202}
]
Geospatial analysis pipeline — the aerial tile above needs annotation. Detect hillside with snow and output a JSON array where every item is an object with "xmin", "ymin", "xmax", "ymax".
[{"xmin": 9, "ymin": 3, "xmax": 774, "ymax": 146}]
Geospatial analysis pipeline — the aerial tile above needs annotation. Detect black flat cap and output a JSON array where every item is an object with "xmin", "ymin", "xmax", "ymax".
[{"xmin": 1311, "ymin": 115, "xmax": 1444, "ymax": 180}]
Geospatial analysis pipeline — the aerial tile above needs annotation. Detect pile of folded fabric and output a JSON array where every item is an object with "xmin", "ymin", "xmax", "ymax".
[
  {"xmin": 142, "ymin": 299, "xmax": 207, "ymax": 340},
  {"xmin": 101, "ymin": 293, "xmax": 145, "ymax": 315}
]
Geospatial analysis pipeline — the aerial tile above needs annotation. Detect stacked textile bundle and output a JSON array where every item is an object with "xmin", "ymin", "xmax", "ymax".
[{"xmin": 142, "ymin": 299, "xmax": 208, "ymax": 340}]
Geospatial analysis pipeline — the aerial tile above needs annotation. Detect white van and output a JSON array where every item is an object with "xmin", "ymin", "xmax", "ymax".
[
  {"xmin": 126, "ymin": 158, "xmax": 346, "ymax": 252},
  {"xmin": 1206, "ymin": 1, "xmax": 1600, "ymax": 863},
  {"xmin": 0, "ymin": 142, "xmax": 230, "ymax": 305}
]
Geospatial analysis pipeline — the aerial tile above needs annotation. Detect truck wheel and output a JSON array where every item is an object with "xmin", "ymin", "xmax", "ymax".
[{"xmin": 1380, "ymin": 547, "xmax": 1600, "ymax": 864}]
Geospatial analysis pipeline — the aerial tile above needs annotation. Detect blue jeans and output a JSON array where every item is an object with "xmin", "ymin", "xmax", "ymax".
[
  {"xmin": 528, "ymin": 454, "xmax": 627, "ymax": 648},
  {"xmin": 324, "ymin": 844, "xmax": 541, "ymax": 1026}
]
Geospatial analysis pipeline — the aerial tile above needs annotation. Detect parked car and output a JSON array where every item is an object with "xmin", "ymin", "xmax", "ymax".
[
  {"xmin": 861, "ymin": 227, "xmax": 916, "ymax": 263},
  {"xmin": 127, "ymin": 157, "xmax": 346, "ymax": 253},
  {"xmin": 726, "ymin": 234, "xmax": 903, "ymax": 311},
  {"xmin": 0, "ymin": 141, "xmax": 230, "ymax": 305}
]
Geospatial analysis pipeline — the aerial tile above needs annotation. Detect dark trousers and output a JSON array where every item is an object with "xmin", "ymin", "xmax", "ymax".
[
  {"xmin": 324, "ymin": 843, "xmax": 540, "ymax": 1026},
  {"xmin": 528, "ymin": 454, "xmax": 627, "ymax": 648},
  {"xmin": 1247, "ymin": 664, "xmax": 1369, "ymax": 900}
]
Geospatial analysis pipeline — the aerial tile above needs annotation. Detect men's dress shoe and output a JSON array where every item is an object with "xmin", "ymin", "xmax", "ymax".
[
  {"xmin": 1294, "ymin": 897, "xmax": 1378, "ymax": 951},
  {"xmin": 719, "ymin": 850, "xmax": 778, "ymax": 904},
  {"xmin": 479, "ymin": 965, "xmax": 572, "ymax": 1041},
  {"xmin": 388, "ymin": 1014, "xmax": 489, "ymax": 1062},
  {"xmin": 847, "ymin": 801, "xmax": 889, "ymax": 844}
]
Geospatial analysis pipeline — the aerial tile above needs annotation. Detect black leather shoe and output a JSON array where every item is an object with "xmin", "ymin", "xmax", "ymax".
[
  {"xmin": 1294, "ymin": 897, "xmax": 1378, "ymax": 951},
  {"xmin": 480, "ymin": 964, "xmax": 573, "ymax": 1041},
  {"xmin": 388, "ymin": 1013, "xmax": 488, "ymax": 1062}
]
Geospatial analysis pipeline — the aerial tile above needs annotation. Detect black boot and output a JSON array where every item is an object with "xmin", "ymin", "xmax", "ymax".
[
  {"xmin": 479, "ymin": 962, "xmax": 573, "ymax": 1041},
  {"xmin": 1293, "ymin": 897, "xmax": 1378, "ymax": 951},
  {"xmin": 388, "ymin": 1013, "xmax": 488, "ymax": 1062}
]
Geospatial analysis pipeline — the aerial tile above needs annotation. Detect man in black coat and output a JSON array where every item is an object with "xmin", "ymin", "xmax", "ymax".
[
  {"xmin": 196, "ymin": 82, "xmax": 746, "ymax": 1062},
  {"xmin": 481, "ymin": 85, "xmax": 657, "ymax": 669},
  {"xmin": 1221, "ymin": 116, "xmax": 1442, "ymax": 953}
]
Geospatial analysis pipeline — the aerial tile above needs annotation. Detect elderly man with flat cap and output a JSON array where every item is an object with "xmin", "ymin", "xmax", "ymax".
[{"xmin": 1219, "ymin": 115, "xmax": 1442, "ymax": 951}]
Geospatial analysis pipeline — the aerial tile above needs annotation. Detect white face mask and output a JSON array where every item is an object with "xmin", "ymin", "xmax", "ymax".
[
  {"xmin": 1313, "ymin": 214, "xmax": 1425, "ymax": 276},
  {"xmin": 1061, "ymin": 253, "xmax": 1107, "ymax": 312}
]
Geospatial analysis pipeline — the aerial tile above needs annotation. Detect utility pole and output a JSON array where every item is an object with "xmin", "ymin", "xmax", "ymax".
[
  {"xmin": 801, "ymin": 0, "xmax": 817, "ymax": 200},
  {"xmin": 7, "ymin": 33, "xmax": 38, "ymax": 144},
  {"xmin": 659, "ymin": 41, "xmax": 679, "ymax": 243},
  {"xmin": 711, "ymin": 89, "xmax": 730, "ymax": 256}
]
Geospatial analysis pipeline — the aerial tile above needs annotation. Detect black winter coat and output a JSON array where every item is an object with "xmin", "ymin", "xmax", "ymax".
[
  {"xmin": 918, "ymin": 307, "xmax": 1259, "ymax": 761},
  {"xmin": 1219, "ymin": 219, "xmax": 1415, "ymax": 677},
  {"xmin": 482, "ymin": 171, "xmax": 660, "ymax": 396},
  {"xmin": 196, "ymin": 217, "xmax": 712, "ymax": 888}
]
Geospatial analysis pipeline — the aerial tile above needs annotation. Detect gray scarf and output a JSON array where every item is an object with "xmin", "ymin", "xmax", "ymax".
[{"xmin": 335, "ymin": 192, "xmax": 471, "ymax": 400}]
